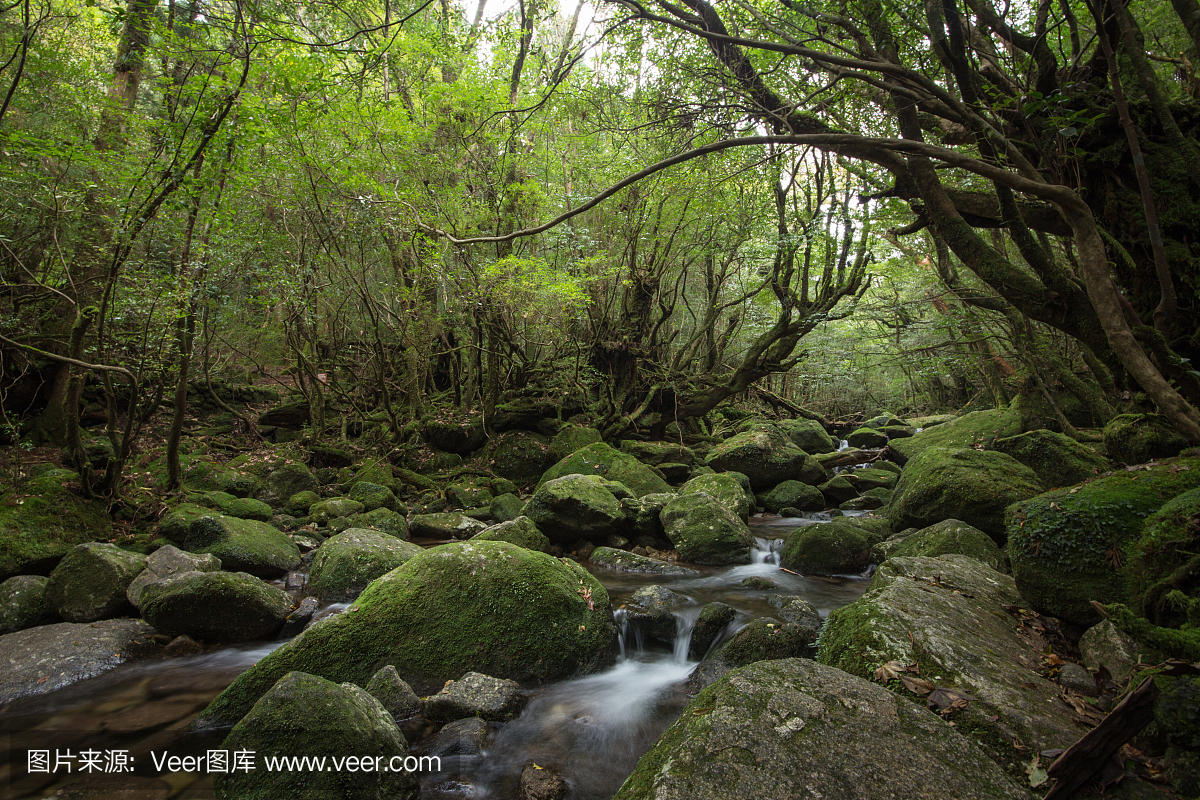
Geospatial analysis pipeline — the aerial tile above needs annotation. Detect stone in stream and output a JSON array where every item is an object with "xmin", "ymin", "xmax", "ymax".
[
  {"xmin": 758, "ymin": 480, "xmax": 824, "ymax": 514},
  {"xmin": 140, "ymin": 571, "xmax": 294, "ymax": 642},
  {"xmin": 0, "ymin": 619, "xmax": 160, "ymax": 703},
  {"xmin": 614, "ymin": 658, "xmax": 1026, "ymax": 800},
  {"xmin": 623, "ymin": 585, "xmax": 693, "ymax": 647},
  {"xmin": 214, "ymin": 671, "xmax": 418, "ymax": 800},
  {"xmin": 473, "ymin": 516, "xmax": 553, "ymax": 552},
  {"xmin": 161, "ymin": 512, "xmax": 301, "ymax": 578},
  {"xmin": 420, "ymin": 717, "xmax": 493, "ymax": 758},
  {"xmin": 589, "ymin": 546, "xmax": 698, "ymax": 575},
  {"xmin": 196, "ymin": 541, "xmax": 616, "ymax": 727},
  {"xmin": 126, "ymin": 545, "xmax": 221, "ymax": 610},
  {"xmin": 366, "ymin": 664, "xmax": 423, "ymax": 720},
  {"xmin": 819, "ymin": 554, "xmax": 1079, "ymax": 768},
  {"xmin": 688, "ymin": 602, "xmax": 738, "ymax": 661},
  {"xmin": 660, "ymin": 493, "xmax": 754, "ymax": 565},
  {"xmin": 44, "ymin": 542, "xmax": 147, "ymax": 622},
  {"xmin": 678, "ymin": 472, "xmax": 753, "ymax": 521},
  {"xmin": 409, "ymin": 512, "xmax": 489, "ymax": 540},
  {"xmin": 704, "ymin": 423, "xmax": 826, "ymax": 491},
  {"xmin": 887, "ymin": 519, "xmax": 1005, "ymax": 572},
  {"xmin": 424, "ymin": 672, "xmax": 528, "ymax": 722},
  {"xmin": 817, "ymin": 474, "xmax": 859, "ymax": 506},
  {"xmin": 887, "ymin": 406, "xmax": 1022, "ymax": 465},
  {"xmin": 779, "ymin": 518, "xmax": 881, "ymax": 576},
  {"xmin": 279, "ymin": 596, "xmax": 319, "ymax": 639},
  {"xmin": 308, "ymin": 529, "xmax": 423, "ymax": 601},
  {"xmin": 519, "ymin": 762, "xmax": 570, "ymax": 800},
  {"xmin": 0, "ymin": 574, "xmax": 58, "ymax": 634},
  {"xmin": 776, "ymin": 418, "xmax": 837, "ymax": 454},
  {"xmin": 846, "ymin": 426, "xmax": 888, "ymax": 449},
  {"xmin": 523, "ymin": 474, "xmax": 633, "ymax": 544}
]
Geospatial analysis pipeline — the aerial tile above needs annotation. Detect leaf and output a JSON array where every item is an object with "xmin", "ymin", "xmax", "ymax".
[
  {"xmin": 927, "ymin": 687, "xmax": 977, "ymax": 712},
  {"xmin": 900, "ymin": 676, "xmax": 934, "ymax": 695},
  {"xmin": 1026, "ymin": 755, "xmax": 1049, "ymax": 788},
  {"xmin": 874, "ymin": 660, "xmax": 905, "ymax": 682}
]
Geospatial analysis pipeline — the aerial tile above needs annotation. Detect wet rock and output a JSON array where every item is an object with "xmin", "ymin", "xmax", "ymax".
[
  {"xmin": 523, "ymin": 474, "xmax": 632, "ymax": 544},
  {"xmin": 309, "ymin": 529, "xmax": 423, "ymax": 601},
  {"xmin": 45, "ymin": 543, "xmax": 146, "ymax": 622},
  {"xmin": 474, "ymin": 516, "xmax": 552, "ymax": 552},
  {"xmin": 279, "ymin": 596, "xmax": 318, "ymax": 639},
  {"xmin": 1057, "ymin": 662, "xmax": 1098, "ymax": 696},
  {"xmin": 214, "ymin": 671, "xmax": 418, "ymax": 800},
  {"xmin": 197, "ymin": 541, "xmax": 615, "ymax": 726},
  {"xmin": 421, "ymin": 717, "xmax": 493, "ymax": 758},
  {"xmin": 410, "ymin": 512, "xmax": 489, "ymax": 540},
  {"xmin": 660, "ymin": 493, "xmax": 753, "ymax": 566},
  {"xmin": 705, "ymin": 423, "xmax": 825, "ymax": 491},
  {"xmin": 689, "ymin": 602, "xmax": 737, "ymax": 660},
  {"xmin": 847, "ymin": 426, "xmax": 888, "ymax": 448},
  {"xmin": 1079, "ymin": 619, "xmax": 1149, "ymax": 684},
  {"xmin": 590, "ymin": 546, "xmax": 698, "ymax": 575},
  {"xmin": 164, "ymin": 634, "xmax": 205, "ymax": 655},
  {"xmin": 625, "ymin": 585, "xmax": 693, "ymax": 646},
  {"xmin": 990, "ymin": 429, "xmax": 1109, "ymax": 489},
  {"xmin": 720, "ymin": 617, "xmax": 817, "ymax": 667},
  {"xmin": 126, "ymin": 545, "xmax": 220, "ymax": 610},
  {"xmin": 780, "ymin": 518, "xmax": 877, "ymax": 576},
  {"xmin": 819, "ymin": 554, "xmax": 1080, "ymax": 766},
  {"xmin": 890, "ymin": 447, "xmax": 1044, "ymax": 540},
  {"xmin": 348, "ymin": 481, "xmax": 403, "ymax": 513},
  {"xmin": 0, "ymin": 574, "xmax": 58, "ymax": 633},
  {"xmin": 773, "ymin": 597, "xmax": 823, "ymax": 640},
  {"xmin": 141, "ymin": 571, "xmax": 293, "ymax": 642},
  {"xmin": 0, "ymin": 618, "xmax": 159, "ymax": 703},
  {"xmin": 616, "ymin": 658, "xmax": 1026, "ymax": 800},
  {"xmin": 366, "ymin": 664, "xmax": 423, "ymax": 719},
  {"xmin": 888, "ymin": 519, "xmax": 1005, "ymax": 572},
  {"xmin": 0, "ymin": 472, "xmax": 112, "ymax": 581},
  {"xmin": 425, "ymin": 672, "xmax": 527, "ymax": 722},
  {"xmin": 1104, "ymin": 412, "xmax": 1189, "ymax": 465},
  {"xmin": 519, "ymin": 762, "xmax": 569, "ymax": 800},
  {"xmin": 759, "ymin": 480, "xmax": 825, "ymax": 513},
  {"xmin": 679, "ymin": 473, "xmax": 753, "ymax": 521}
]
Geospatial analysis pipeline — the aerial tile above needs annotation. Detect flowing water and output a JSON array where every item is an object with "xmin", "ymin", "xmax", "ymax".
[{"xmin": 0, "ymin": 517, "xmax": 871, "ymax": 800}]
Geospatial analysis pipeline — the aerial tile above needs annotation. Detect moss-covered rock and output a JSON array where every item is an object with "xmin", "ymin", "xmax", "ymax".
[
  {"xmin": 613, "ymin": 657, "xmax": 1027, "ymax": 800},
  {"xmin": 547, "ymin": 424, "xmax": 603, "ymax": 462},
  {"xmin": 197, "ymin": 541, "xmax": 616, "ymax": 725},
  {"xmin": 425, "ymin": 413, "xmax": 487, "ymax": 454},
  {"xmin": 348, "ymin": 481, "xmax": 403, "ymax": 513},
  {"xmin": 847, "ymin": 426, "xmax": 888, "ymax": 448},
  {"xmin": 125, "ymin": 545, "xmax": 221, "ymax": 610},
  {"xmin": 705, "ymin": 424, "xmax": 826, "ymax": 491},
  {"xmin": 817, "ymin": 555, "xmax": 1079, "ymax": 768},
  {"xmin": 365, "ymin": 664, "xmax": 422, "ymax": 719},
  {"xmin": 719, "ymin": 616, "xmax": 818, "ymax": 666},
  {"xmin": 348, "ymin": 458, "xmax": 400, "ymax": 493},
  {"xmin": 472, "ymin": 516, "xmax": 552, "ymax": 552},
  {"xmin": 1104, "ymin": 413, "xmax": 1189, "ymax": 465},
  {"xmin": 0, "ymin": 575, "xmax": 58, "ymax": 633},
  {"xmin": 990, "ymin": 429, "xmax": 1109, "ymax": 489},
  {"xmin": 851, "ymin": 467, "xmax": 899, "ymax": 491},
  {"xmin": 890, "ymin": 447, "xmax": 1044, "ymax": 539},
  {"xmin": 840, "ymin": 492, "xmax": 889, "ymax": 511},
  {"xmin": 214, "ymin": 671, "xmax": 418, "ymax": 800},
  {"xmin": 589, "ymin": 546, "xmax": 698, "ymax": 575},
  {"xmin": 780, "ymin": 519, "xmax": 875, "ymax": 576},
  {"xmin": 170, "ymin": 514, "xmax": 301, "ymax": 578},
  {"xmin": 537, "ymin": 442, "xmax": 670, "ymax": 498},
  {"xmin": 1007, "ymin": 456, "xmax": 1200, "ymax": 625},
  {"xmin": 1125, "ymin": 486, "xmax": 1200, "ymax": 615},
  {"xmin": 777, "ymin": 418, "xmax": 836, "ymax": 454},
  {"xmin": 660, "ymin": 493, "xmax": 754, "ymax": 565},
  {"xmin": 309, "ymin": 530, "xmax": 423, "ymax": 602},
  {"xmin": 679, "ymin": 472, "xmax": 752, "ymax": 521},
  {"xmin": 284, "ymin": 490, "xmax": 320, "ymax": 517},
  {"xmin": 310, "ymin": 497, "xmax": 366, "ymax": 526},
  {"xmin": 141, "ymin": 571, "xmax": 293, "ymax": 642},
  {"xmin": 889, "ymin": 519, "xmax": 1004, "ymax": 572},
  {"xmin": 409, "ymin": 512, "xmax": 488, "ymax": 540},
  {"xmin": 523, "ymin": 474, "xmax": 631, "ymax": 544},
  {"xmin": 489, "ymin": 492, "xmax": 525, "ymax": 523},
  {"xmin": 888, "ymin": 407, "xmax": 1022, "ymax": 465},
  {"xmin": 0, "ymin": 474, "xmax": 112, "ymax": 580},
  {"xmin": 618, "ymin": 440, "xmax": 696, "ymax": 466},
  {"xmin": 1154, "ymin": 674, "xmax": 1200, "ymax": 796},
  {"xmin": 347, "ymin": 507, "xmax": 409, "ymax": 539},
  {"xmin": 487, "ymin": 430, "xmax": 556, "ymax": 487},
  {"xmin": 881, "ymin": 424, "xmax": 916, "ymax": 439},
  {"xmin": 196, "ymin": 491, "xmax": 274, "ymax": 522},
  {"xmin": 256, "ymin": 462, "xmax": 320, "ymax": 509},
  {"xmin": 44, "ymin": 543, "xmax": 146, "ymax": 622},
  {"xmin": 760, "ymin": 480, "xmax": 825, "ymax": 513},
  {"xmin": 445, "ymin": 478, "xmax": 494, "ymax": 510},
  {"xmin": 818, "ymin": 475, "xmax": 860, "ymax": 505}
]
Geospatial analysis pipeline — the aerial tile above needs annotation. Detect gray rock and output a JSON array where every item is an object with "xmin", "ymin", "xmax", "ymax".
[
  {"xmin": 279, "ymin": 597, "xmax": 318, "ymax": 639},
  {"xmin": 0, "ymin": 575, "xmax": 58, "ymax": 634},
  {"xmin": 141, "ymin": 571, "xmax": 294, "ymax": 642},
  {"xmin": 679, "ymin": 473, "xmax": 753, "ymax": 521},
  {"xmin": 490, "ymin": 492, "xmax": 526, "ymax": 523},
  {"xmin": 773, "ymin": 596, "xmax": 822, "ymax": 640},
  {"xmin": 0, "ymin": 619, "xmax": 159, "ymax": 703},
  {"xmin": 614, "ymin": 658, "xmax": 1027, "ymax": 800},
  {"xmin": 520, "ymin": 762, "xmax": 569, "ymax": 800},
  {"xmin": 590, "ymin": 546, "xmax": 699, "ymax": 576},
  {"xmin": 1057, "ymin": 662, "xmax": 1098, "ymax": 696},
  {"xmin": 624, "ymin": 585, "xmax": 693, "ymax": 646},
  {"xmin": 45, "ymin": 543, "xmax": 147, "ymax": 622},
  {"xmin": 409, "ymin": 512, "xmax": 489, "ymax": 540},
  {"xmin": 1079, "ymin": 619, "xmax": 1150, "ymax": 685},
  {"xmin": 126, "ymin": 545, "xmax": 220, "ymax": 610},
  {"xmin": 420, "ymin": 716, "xmax": 493, "ymax": 758},
  {"xmin": 170, "ymin": 514, "xmax": 301, "ymax": 578},
  {"xmin": 424, "ymin": 672, "xmax": 527, "ymax": 722},
  {"xmin": 689, "ymin": 602, "xmax": 737, "ymax": 660},
  {"xmin": 366, "ymin": 664, "xmax": 423, "ymax": 719},
  {"xmin": 660, "ymin": 493, "xmax": 754, "ymax": 566},
  {"xmin": 523, "ymin": 474, "xmax": 632, "ymax": 544}
]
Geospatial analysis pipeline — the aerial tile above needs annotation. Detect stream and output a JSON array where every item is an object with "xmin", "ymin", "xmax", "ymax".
[{"xmin": 0, "ymin": 516, "xmax": 871, "ymax": 800}]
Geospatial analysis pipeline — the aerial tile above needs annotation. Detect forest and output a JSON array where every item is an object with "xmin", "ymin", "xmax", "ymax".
[{"xmin": 2, "ymin": 0, "xmax": 1200, "ymax": 797}]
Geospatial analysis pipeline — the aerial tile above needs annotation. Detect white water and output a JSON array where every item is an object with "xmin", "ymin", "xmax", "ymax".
[{"xmin": 837, "ymin": 439, "xmax": 850, "ymax": 450}]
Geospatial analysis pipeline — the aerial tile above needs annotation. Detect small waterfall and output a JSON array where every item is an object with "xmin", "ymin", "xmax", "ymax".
[
  {"xmin": 614, "ymin": 608, "xmax": 645, "ymax": 660},
  {"xmin": 671, "ymin": 607, "xmax": 703, "ymax": 665},
  {"xmin": 837, "ymin": 439, "xmax": 850, "ymax": 451},
  {"xmin": 751, "ymin": 537, "xmax": 781, "ymax": 565}
]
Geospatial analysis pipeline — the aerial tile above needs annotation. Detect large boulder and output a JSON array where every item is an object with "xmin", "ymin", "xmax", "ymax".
[
  {"xmin": 889, "ymin": 519, "xmax": 1005, "ymax": 572},
  {"xmin": 0, "ymin": 575, "xmax": 58, "ymax": 634},
  {"xmin": 196, "ymin": 491, "xmax": 274, "ymax": 522},
  {"xmin": 613, "ymin": 658, "xmax": 1026, "ymax": 800},
  {"xmin": 472, "ymin": 516, "xmax": 552, "ymax": 552},
  {"xmin": 213, "ymin": 671, "xmax": 419, "ymax": 800},
  {"xmin": 819, "ymin": 555, "xmax": 1080, "ymax": 766},
  {"xmin": 409, "ymin": 512, "xmax": 489, "ymax": 540},
  {"xmin": 888, "ymin": 406, "xmax": 1022, "ymax": 465},
  {"xmin": 141, "ymin": 571, "xmax": 294, "ymax": 642},
  {"xmin": 704, "ymin": 424, "xmax": 825, "ymax": 491},
  {"xmin": 0, "ymin": 618, "xmax": 159, "ymax": 703},
  {"xmin": 166, "ymin": 514, "xmax": 301, "ymax": 578},
  {"xmin": 487, "ymin": 430, "xmax": 557, "ymax": 487},
  {"xmin": 196, "ymin": 541, "xmax": 616, "ymax": 726},
  {"xmin": 44, "ymin": 543, "xmax": 146, "ymax": 623},
  {"xmin": 780, "ymin": 518, "xmax": 877, "ymax": 576},
  {"xmin": 889, "ymin": 447, "xmax": 1044, "ymax": 539},
  {"xmin": 590, "ymin": 546, "xmax": 699, "ymax": 575},
  {"xmin": 348, "ymin": 481, "xmax": 403, "ymax": 513},
  {"xmin": 425, "ymin": 413, "xmax": 487, "ymax": 454},
  {"xmin": 1007, "ymin": 455, "xmax": 1200, "ymax": 625},
  {"xmin": 0, "ymin": 473, "xmax": 112, "ymax": 580},
  {"xmin": 1126, "ymin": 487, "xmax": 1200, "ymax": 612},
  {"xmin": 846, "ymin": 426, "xmax": 888, "ymax": 449},
  {"xmin": 777, "ymin": 418, "xmax": 836, "ymax": 454},
  {"xmin": 309, "ymin": 529, "xmax": 423, "ymax": 601},
  {"xmin": 660, "ymin": 493, "xmax": 754, "ymax": 565},
  {"xmin": 537, "ymin": 442, "xmax": 670, "ymax": 497},
  {"xmin": 759, "ymin": 480, "xmax": 825, "ymax": 513},
  {"xmin": 679, "ymin": 472, "xmax": 753, "ymax": 521},
  {"xmin": 255, "ymin": 461, "xmax": 319, "ymax": 509},
  {"xmin": 126, "ymin": 545, "xmax": 221, "ymax": 610},
  {"xmin": 523, "ymin": 473, "xmax": 631, "ymax": 544},
  {"xmin": 989, "ymin": 429, "xmax": 1109, "ymax": 490},
  {"xmin": 548, "ymin": 424, "xmax": 604, "ymax": 462},
  {"xmin": 619, "ymin": 440, "xmax": 696, "ymax": 466},
  {"xmin": 348, "ymin": 506, "xmax": 409, "ymax": 539},
  {"xmin": 309, "ymin": 497, "xmax": 366, "ymax": 525},
  {"xmin": 1104, "ymin": 413, "xmax": 1189, "ymax": 465}
]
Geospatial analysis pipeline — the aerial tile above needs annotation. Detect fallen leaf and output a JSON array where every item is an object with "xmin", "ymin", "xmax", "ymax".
[
  {"xmin": 874, "ymin": 660, "xmax": 905, "ymax": 682},
  {"xmin": 900, "ymin": 676, "xmax": 934, "ymax": 695},
  {"xmin": 1026, "ymin": 755, "xmax": 1049, "ymax": 788},
  {"xmin": 927, "ymin": 687, "xmax": 977, "ymax": 712}
]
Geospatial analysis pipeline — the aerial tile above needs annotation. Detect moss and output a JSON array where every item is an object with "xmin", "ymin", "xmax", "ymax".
[
  {"xmin": 721, "ymin": 617, "xmax": 815, "ymax": 665},
  {"xmin": 817, "ymin": 600, "xmax": 888, "ymax": 677},
  {"xmin": 445, "ymin": 479, "xmax": 494, "ymax": 510},
  {"xmin": 1104, "ymin": 602, "xmax": 1200, "ymax": 661},
  {"xmin": 1008, "ymin": 456, "xmax": 1200, "ymax": 625},
  {"xmin": 888, "ymin": 407, "xmax": 1022, "ymax": 465},
  {"xmin": 141, "ymin": 571, "xmax": 294, "ymax": 642},
  {"xmin": 680, "ymin": 472, "xmax": 752, "ymax": 520},
  {"xmin": 44, "ymin": 542, "xmax": 146, "ymax": 622},
  {"xmin": 1126, "ymin": 487, "xmax": 1200, "ymax": 607},
  {"xmin": 0, "ymin": 475, "xmax": 113, "ymax": 580},
  {"xmin": 347, "ymin": 481, "xmax": 402, "ymax": 513},
  {"xmin": 473, "ymin": 516, "xmax": 552, "ymax": 552},
  {"xmin": 349, "ymin": 458, "xmax": 399, "ymax": 492},
  {"xmin": 890, "ymin": 520, "xmax": 1005, "ymax": 572},
  {"xmin": 182, "ymin": 515, "xmax": 302, "ymax": 578},
  {"xmin": 284, "ymin": 490, "xmax": 320, "ymax": 516},
  {"xmin": 990, "ymin": 429, "xmax": 1110, "ymax": 489},
  {"xmin": 537, "ymin": 442, "xmax": 669, "ymax": 497},
  {"xmin": 780, "ymin": 519, "xmax": 872, "ymax": 575},
  {"xmin": 660, "ymin": 493, "xmax": 754, "ymax": 565},
  {"xmin": 546, "ymin": 424, "xmax": 603, "ymax": 462},
  {"xmin": 197, "ymin": 541, "xmax": 616, "ymax": 726},
  {"xmin": 777, "ymin": 418, "xmax": 836, "ymax": 454},
  {"xmin": 308, "ymin": 530, "xmax": 422, "ymax": 602},
  {"xmin": 1104, "ymin": 413, "xmax": 1189, "ymax": 465},
  {"xmin": 760, "ymin": 480, "xmax": 824, "ymax": 513},
  {"xmin": 705, "ymin": 423, "xmax": 825, "ymax": 490},
  {"xmin": 847, "ymin": 426, "xmax": 888, "ymax": 448},
  {"xmin": 486, "ymin": 430, "xmax": 555, "ymax": 488},
  {"xmin": 347, "ymin": 507, "xmax": 409, "ymax": 539}
]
